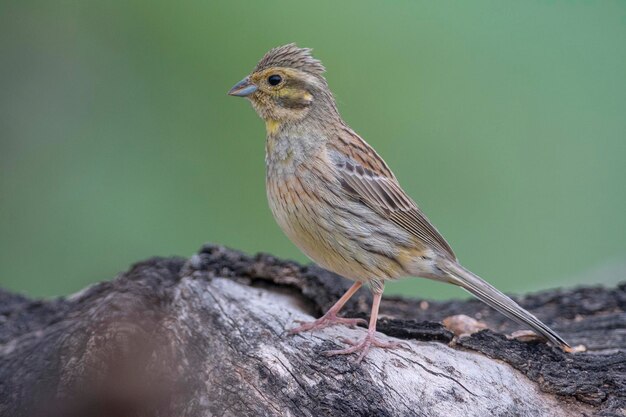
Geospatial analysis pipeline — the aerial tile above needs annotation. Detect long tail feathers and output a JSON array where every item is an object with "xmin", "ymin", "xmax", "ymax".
[{"xmin": 440, "ymin": 261, "xmax": 570, "ymax": 349}]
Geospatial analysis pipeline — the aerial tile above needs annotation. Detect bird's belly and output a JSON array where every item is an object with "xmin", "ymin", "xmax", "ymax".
[{"xmin": 266, "ymin": 172, "xmax": 415, "ymax": 282}]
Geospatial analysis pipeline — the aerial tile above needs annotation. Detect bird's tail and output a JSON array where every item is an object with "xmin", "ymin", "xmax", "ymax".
[{"xmin": 439, "ymin": 260, "xmax": 569, "ymax": 349}]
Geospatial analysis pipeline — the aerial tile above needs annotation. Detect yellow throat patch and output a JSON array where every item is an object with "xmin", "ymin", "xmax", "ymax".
[{"xmin": 265, "ymin": 119, "xmax": 281, "ymax": 136}]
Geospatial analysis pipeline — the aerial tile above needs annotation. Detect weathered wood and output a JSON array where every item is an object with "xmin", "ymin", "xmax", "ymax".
[{"xmin": 0, "ymin": 244, "xmax": 624, "ymax": 417}]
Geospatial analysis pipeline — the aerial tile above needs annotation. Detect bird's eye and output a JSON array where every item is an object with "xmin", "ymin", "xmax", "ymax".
[{"xmin": 267, "ymin": 74, "xmax": 282, "ymax": 86}]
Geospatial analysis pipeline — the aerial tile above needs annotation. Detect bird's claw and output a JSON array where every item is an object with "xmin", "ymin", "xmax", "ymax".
[
  {"xmin": 289, "ymin": 314, "xmax": 367, "ymax": 334},
  {"xmin": 324, "ymin": 333, "xmax": 409, "ymax": 363}
]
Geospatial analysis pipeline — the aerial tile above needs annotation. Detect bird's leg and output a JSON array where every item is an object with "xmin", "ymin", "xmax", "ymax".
[
  {"xmin": 323, "ymin": 289, "xmax": 407, "ymax": 363},
  {"xmin": 289, "ymin": 281, "xmax": 367, "ymax": 333}
]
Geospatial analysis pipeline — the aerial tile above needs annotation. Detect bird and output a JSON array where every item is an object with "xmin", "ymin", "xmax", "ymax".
[{"xmin": 228, "ymin": 43, "xmax": 569, "ymax": 362}]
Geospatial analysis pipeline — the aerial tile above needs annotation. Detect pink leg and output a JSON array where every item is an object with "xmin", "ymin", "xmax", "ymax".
[
  {"xmin": 289, "ymin": 282, "xmax": 367, "ymax": 333},
  {"xmin": 323, "ymin": 290, "xmax": 407, "ymax": 363}
]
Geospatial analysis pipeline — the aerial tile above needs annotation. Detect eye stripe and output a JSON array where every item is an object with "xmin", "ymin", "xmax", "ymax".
[{"xmin": 277, "ymin": 93, "xmax": 312, "ymax": 109}]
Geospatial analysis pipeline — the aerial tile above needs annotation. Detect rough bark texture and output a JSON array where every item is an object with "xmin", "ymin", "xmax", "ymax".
[{"xmin": 1, "ymin": 244, "xmax": 624, "ymax": 417}]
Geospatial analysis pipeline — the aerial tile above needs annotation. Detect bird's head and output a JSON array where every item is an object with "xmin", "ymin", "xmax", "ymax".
[{"xmin": 228, "ymin": 44, "xmax": 337, "ymax": 130}]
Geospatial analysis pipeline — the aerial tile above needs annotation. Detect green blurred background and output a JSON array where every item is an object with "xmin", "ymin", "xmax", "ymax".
[{"xmin": 1, "ymin": 1, "xmax": 625, "ymax": 299}]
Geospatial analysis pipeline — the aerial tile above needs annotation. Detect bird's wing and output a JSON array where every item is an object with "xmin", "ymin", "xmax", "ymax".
[{"xmin": 329, "ymin": 135, "xmax": 456, "ymax": 260}]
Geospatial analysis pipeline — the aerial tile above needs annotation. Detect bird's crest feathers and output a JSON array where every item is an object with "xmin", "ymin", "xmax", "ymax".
[{"xmin": 255, "ymin": 43, "xmax": 325, "ymax": 75}]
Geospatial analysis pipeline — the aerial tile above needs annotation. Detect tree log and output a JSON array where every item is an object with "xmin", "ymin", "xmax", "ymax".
[{"xmin": 1, "ymin": 244, "xmax": 624, "ymax": 417}]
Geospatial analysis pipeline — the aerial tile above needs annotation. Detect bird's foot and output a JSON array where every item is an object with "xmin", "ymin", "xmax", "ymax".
[
  {"xmin": 289, "ymin": 312, "xmax": 367, "ymax": 334},
  {"xmin": 323, "ymin": 332, "xmax": 408, "ymax": 363}
]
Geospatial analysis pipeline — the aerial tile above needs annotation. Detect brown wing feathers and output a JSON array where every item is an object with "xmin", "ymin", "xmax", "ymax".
[{"xmin": 332, "ymin": 130, "xmax": 457, "ymax": 260}]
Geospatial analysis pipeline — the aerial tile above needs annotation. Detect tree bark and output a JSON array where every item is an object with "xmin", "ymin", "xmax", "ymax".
[{"xmin": 1, "ymin": 244, "xmax": 624, "ymax": 417}]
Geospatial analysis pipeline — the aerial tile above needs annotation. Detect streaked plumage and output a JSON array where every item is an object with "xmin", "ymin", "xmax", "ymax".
[{"xmin": 229, "ymin": 43, "xmax": 569, "ymax": 361}]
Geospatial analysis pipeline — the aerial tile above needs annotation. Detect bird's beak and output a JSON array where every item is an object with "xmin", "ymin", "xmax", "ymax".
[{"xmin": 228, "ymin": 77, "xmax": 257, "ymax": 97}]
